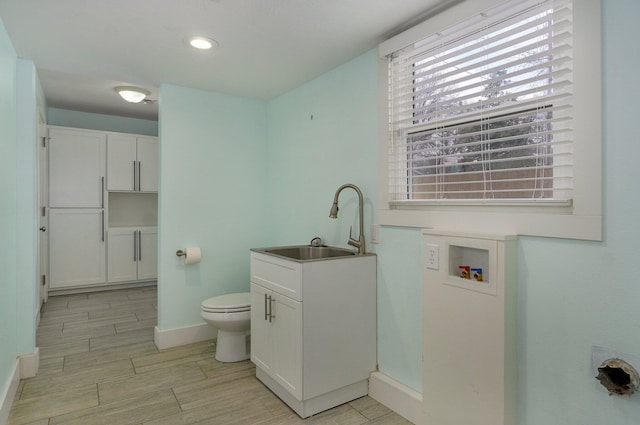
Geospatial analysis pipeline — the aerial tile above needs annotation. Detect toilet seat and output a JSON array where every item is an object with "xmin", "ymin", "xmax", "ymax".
[{"xmin": 201, "ymin": 292, "xmax": 250, "ymax": 313}]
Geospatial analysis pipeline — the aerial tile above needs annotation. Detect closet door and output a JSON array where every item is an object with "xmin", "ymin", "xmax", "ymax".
[
  {"xmin": 49, "ymin": 208, "xmax": 106, "ymax": 289},
  {"xmin": 137, "ymin": 228, "xmax": 158, "ymax": 280},
  {"xmin": 49, "ymin": 127, "xmax": 106, "ymax": 208},
  {"xmin": 106, "ymin": 134, "xmax": 137, "ymax": 191},
  {"xmin": 136, "ymin": 137, "xmax": 158, "ymax": 192},
  {"xmin": 107, "ymin": 228, "xmax": 138, "ymax": 283}
]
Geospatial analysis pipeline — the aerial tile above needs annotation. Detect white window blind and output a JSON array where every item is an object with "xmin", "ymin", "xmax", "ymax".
[{"xmin": 388, "ymin": 0, "xmax": 573, "ymax": 204}]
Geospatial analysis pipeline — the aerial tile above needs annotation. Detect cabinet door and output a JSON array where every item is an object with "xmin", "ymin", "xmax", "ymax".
[
  {"xmin": 106, "ymin": 134, "xmax": 137, "ymax": 191},
  {"xmin": 271, "ymin": 294, "xmax": 303, "ymax": 400},
  {"xmin": 137, "ymin": 137, "xmax": 158, "ymax": 192},
  {"xmin": 107, "ymin": 228, "xmax": 137, "ymax": 283},
  {"xmin": 250, "ymin": 283, "xmax": 272, "ymax": 374},
  {"xmin": 49, "ymin": 208, "xmax": 106, "ymax": 289},
  {"xmin": 137, "ymin": 228, "xmax": 157, "ymax": 280},
  {"xmin": 49, "ymin": 127, "xmax": 105, "ymax": 208}
]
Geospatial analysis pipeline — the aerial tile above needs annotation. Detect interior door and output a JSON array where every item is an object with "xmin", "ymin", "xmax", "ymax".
[{"xmin": 37, "ymin": 116, "xmax": 48, "ymax": 306}]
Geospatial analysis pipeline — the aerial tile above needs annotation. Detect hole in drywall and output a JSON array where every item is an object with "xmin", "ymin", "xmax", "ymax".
[{"xmin": 596, "ymin": 358, "xmax": 640, "ymax": 396}]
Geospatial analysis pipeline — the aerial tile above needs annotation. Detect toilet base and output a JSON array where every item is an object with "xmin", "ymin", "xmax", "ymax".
[{"xmin": 215, "ymin": 329, "xmax": 250, "ymax": 362}]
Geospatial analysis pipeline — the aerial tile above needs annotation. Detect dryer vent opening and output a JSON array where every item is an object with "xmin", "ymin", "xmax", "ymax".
[{"xmin": 596, "ymin": 358, "xmax": 640, "ymax": 396}]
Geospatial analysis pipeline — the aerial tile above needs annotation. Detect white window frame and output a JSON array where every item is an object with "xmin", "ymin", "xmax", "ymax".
[{"xmin": 378, "ymin": 0, "xmax": 602, "ymax": 241}]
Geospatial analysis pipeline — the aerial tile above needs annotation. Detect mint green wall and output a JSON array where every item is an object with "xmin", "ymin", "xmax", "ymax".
[
  {"xmin": 266, "ymin": 51, "xmax": 379, "ymax": 246},
  {"xmin": 48, "ymin": 107, "xmax": 158, "ymax": 136},
  {"xmin": 1, "ymin": 1, "xmax": 636, "ymax": 423},
  {"xmin": 15, "ymin": 59, "xmax": 39, "ymax": 356},
  {"xmin": 266, "ymin": 49, "xmax": 423, "ymax": 391},
  {"xmin": 263, "ymin": 1, "xmax": 640, "ymax": 422},
  {"xmin": 515, "ymin": 2, "xmax": 640, "ymax": 423},
  {"xmin": 157, "ymin": 84, "xmax": 268, "ymax": 329},
  {"xmin": 0, "ymin": 17, "xmax": 18, "ymax": 400}
]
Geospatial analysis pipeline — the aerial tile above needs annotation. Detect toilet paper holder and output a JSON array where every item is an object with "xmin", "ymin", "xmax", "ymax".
[{"xmin": 176, "ymin": 249, "xmax": 186, "ymax": 257}]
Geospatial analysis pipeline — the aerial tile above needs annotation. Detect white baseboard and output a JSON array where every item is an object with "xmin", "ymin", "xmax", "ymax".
[
  {"xmin": 0, "ymin": 360, "xmax": 20, "ymax": 425},
  {"xmin": 369, "ymin": 371, "xmax": 422, "ymax": 424},
  {"xmin": 154, "ymin": 323, "xmax": 217, "ymax": 350},
  {"xmin": 19, "ymin": 347, "xmax": 39, "ymax": 379}
]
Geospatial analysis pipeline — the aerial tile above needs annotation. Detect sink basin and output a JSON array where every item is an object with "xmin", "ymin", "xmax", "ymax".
[{"xmin": 256, "ymin": 245, "xmax": 357, "ymax": 261}]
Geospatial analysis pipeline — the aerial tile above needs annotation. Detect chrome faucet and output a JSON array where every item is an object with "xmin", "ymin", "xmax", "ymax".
[{"xmin": 329, "ymin": 184, "xmax": 366, "ymax": 255}]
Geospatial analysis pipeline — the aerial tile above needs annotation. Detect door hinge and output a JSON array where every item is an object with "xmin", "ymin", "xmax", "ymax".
[
  {"xmin": 41, "ymin": 275, "xmax": 46, "ymax": 286},
  {"xmin": 41, "ymin": 206, "xmax": 46, "ymax": 217},
  {"xmin": 41, "ymin": 136, "xmax": 47, "ymax": 147}
]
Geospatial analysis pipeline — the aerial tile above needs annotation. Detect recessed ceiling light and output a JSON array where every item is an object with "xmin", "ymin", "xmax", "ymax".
[
  {"xmin": 115, "ymin": 86, "xmax": 150, "ymax": 103},
  {"xmin": 188, "ymin": 36, "xmax": 218, "ymax": 50}
]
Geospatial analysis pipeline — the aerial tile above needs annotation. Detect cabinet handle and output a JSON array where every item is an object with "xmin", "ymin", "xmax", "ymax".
[
  {"xmin": 101, "ymin": 210, "xmax": 105, "ymax": 242},
  {"xmin": 138, "ymin": 161, "xmax": 141, "ymax": 191},
  {"xmin": 101, "ymin": 176, "xmax": 104, "ymax": 208},
  {"xmin": 133, "ymin": 230, "xmax": 137, "ymax": 261},
  {"xmin": 133, "ymin": 161, "xmax": 137, "ymax": 191},
  {"xmin": 264, "ymin": 294, "xmax": 268, "ymax": 321},
  {"xmin": 269, "ymin": 295, "xmax": 276, "ymax": 322},
  {"xmin": 138, "ymin": 230, "xmax": 142, "ymax": 261}
]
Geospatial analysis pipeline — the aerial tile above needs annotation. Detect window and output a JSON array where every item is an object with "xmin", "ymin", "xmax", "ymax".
[{"xmin": 378, "ymin": 0, "xmax": 602, "ymax": 240}]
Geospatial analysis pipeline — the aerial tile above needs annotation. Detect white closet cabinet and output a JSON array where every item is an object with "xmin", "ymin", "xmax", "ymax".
[
  {"xmin": 48, "ymin": 126, "xmax": 158, "ymax": 293},
  {"xmin": 107, "ymin": 227, "xmax": 157, "ymax": 283},
  {"xmin": 49, "ymin": 208, "xmax": 106, "ymax": 289},
  {"xmin": 107, "ymin": 134, "xmax": 158, "ymax": 192},
  {"xmin": 49, "ymin": 127, "xmax": 106, "ymax": 208}
]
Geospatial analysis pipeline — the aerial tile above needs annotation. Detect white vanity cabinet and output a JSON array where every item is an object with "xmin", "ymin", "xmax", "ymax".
[
  {"xmin": 107, "ymin": 227, "xmax": 157, "ymax": 283},
  {"xmin": 250, "ymin": 251, "xmax": 376, "ymax": 418},
  {"xmin": 106, "ymin": 134, "xmax": 158, "ymax": 192},
  {"xmin": 250, "ymin": 282, "xmax": 303, "ymax": 398}
]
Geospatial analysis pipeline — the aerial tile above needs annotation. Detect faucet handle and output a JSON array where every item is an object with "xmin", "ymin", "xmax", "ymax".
[
  {"xmin": 347, "ymin": 226, "xmax": 361, "ymax": 249},
  {"xmin": 310, "ymin": 237, "xmax": 322, "ymax": 247}
]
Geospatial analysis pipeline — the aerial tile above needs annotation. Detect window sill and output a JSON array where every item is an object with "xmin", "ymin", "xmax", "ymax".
[{"xmin": 379, "ymin": 206, "xmax": 602, "ymax": 241}]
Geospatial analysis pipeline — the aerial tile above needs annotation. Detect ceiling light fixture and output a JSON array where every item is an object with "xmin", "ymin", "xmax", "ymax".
[
  {"xmin": 115, "ymin": 86, "xmax": 150, "ymax": 103},
  {"xmin": 188, "ymin": 36, "xmax": 218, "ymax": 50}
]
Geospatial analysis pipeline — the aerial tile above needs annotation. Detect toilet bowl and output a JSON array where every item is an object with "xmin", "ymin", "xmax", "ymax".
[{"xmin": 201, "ymin": 292, "xmax": 251, "ymax": 362}]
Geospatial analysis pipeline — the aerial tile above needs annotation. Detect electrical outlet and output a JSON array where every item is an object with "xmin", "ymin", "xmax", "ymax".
[
  {"xmin": 370, "ymin": 224, "xmax": 379, "ymax": 244},
  {"xmin": 426, "ymin": 244, "xmax": 439, "ymax": 270}
]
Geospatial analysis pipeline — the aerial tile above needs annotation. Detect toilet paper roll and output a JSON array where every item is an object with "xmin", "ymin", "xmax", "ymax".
[{"xmin": 184, "ymin": 247, "xmax": 201, "ymax": 265}]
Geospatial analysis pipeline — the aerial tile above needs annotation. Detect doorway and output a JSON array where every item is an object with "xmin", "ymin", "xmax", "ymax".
[{"xmin": 37, "ymin": 109, "xmax": 48, "ymax": 310}]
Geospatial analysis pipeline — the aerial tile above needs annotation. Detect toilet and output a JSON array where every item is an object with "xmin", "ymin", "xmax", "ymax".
[{"xmin": 201, "ymin": 292, "xmax": 251, "ymax": 362}]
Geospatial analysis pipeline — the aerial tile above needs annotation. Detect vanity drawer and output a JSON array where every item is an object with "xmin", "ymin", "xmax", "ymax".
[{"xmin": 251, "ymin": 252, "xmax": 302, "ymax": 301}]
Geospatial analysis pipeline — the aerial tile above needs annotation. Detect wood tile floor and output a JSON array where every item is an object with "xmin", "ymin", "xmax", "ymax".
[{"xmin": 8, "ymin": 287, "xmax": 411, "ymax": 425}]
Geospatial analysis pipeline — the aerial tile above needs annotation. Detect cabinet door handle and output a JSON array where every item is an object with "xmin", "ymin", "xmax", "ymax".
[
  {"xmin": 264, "ymin": 293, "xmax": 268, "ymax": 321},
  {"xmin": 138, "ymin": 161, "xmax": 141, "ymax": 191},
  {"xmin": 101, "ymin": 176, "xmax": 105, "ymax": 208},
  {"xmin": 269, "ymin": 295, "xmax": 276, "ymax": 322},
  {"xmin": 101, "ymin": 210, "xmax": 105, "ymax": 242},
  {"xmin": 138, "ymin": 230, "xmax": 142, "ymax": 261},
  {"xmin": 133, "ymin": 161, "xmax": 137, "ymax": 191}
]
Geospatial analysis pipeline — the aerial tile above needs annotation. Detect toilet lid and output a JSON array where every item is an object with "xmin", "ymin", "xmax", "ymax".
[{"xmin": 202, "ymin": 292, "xmax": 250, "ymax": 312}]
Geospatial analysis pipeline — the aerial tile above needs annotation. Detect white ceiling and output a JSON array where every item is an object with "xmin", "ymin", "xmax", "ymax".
[{"xmin": 0, "ymin": 0, "xmax": 456, "ymax": 121}]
